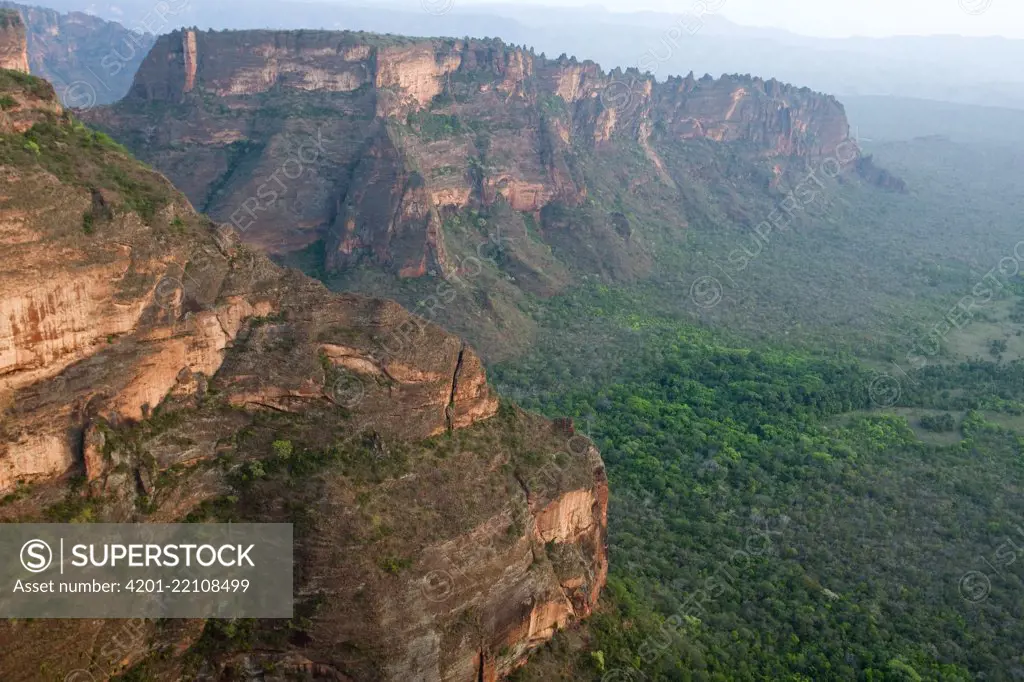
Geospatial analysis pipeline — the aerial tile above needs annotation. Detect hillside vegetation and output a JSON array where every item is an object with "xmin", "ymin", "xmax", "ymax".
[
  {"xmin": 13, "ymin": 21, "xmax": 1024, "ymax": 682},
  {"xmin": 496, "ymin": 290, "xmax": 1024, "ymax": 681}
]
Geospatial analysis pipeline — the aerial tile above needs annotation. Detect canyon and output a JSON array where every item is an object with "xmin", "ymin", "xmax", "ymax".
[
  {"xmin": 0, "ymin": 16, "xmax": 910, "ymax": 682},
  {"xmin": 0, "ymin": 25, "xmax": 607, "ymax": 682},
  {"xmin": 0, "ymin": 6, "xmax": 1015, "ymax": 682}
]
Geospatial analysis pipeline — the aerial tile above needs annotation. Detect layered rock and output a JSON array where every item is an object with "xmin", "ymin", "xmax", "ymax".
[
  {"xmin": 209, "ymin": 412, "xmax": 610, "ymax": 682},
  {"xmin": 0, "ymin": 70, "xmax": 606, "ymax": 681},
  {"xmin": 0, "ymin": 8, "xmax": 27, "ymax": 72},
  {"xmin": 87, "ymin": 29, "xmax": 864, "ymax": 280},
  {"xmin": 650, "ymin": 72, "xmax": 852, "ymax": 159}
]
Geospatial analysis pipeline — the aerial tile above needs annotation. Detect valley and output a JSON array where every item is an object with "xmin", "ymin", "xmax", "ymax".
[{"xmin": 0, "ymin": 3, "xmax": 1021, "ymax": 681}]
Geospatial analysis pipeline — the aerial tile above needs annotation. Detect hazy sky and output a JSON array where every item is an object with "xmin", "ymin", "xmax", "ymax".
[{"xmin": 460, "ymin": 0, "xmax": 1024, "ymax": 38}]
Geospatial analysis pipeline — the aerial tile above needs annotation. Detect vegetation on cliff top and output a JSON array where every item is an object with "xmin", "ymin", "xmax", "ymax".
[
  {"xmin": 5, "ymin": 19, "xmax": 1023, "ymax": 681},
  {"xmin": 0, "ymin": 100, "xmax": 190, "ymax": 227},
  {"xmin": 0, "ymin": 8, "xmax": 20, "ymax": 28}
]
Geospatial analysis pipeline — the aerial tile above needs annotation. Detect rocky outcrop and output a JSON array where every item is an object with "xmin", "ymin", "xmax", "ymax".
[
  {"xmin": 0, "ymin": 69, "xmax": 60, "ymax": 133},
  {"xmin": 0, "ymin": 203, "xmax": 497, "ymax": 488},
  {"xmin": 0, "ymin": 8, "xmax": 27, "ymax": 73},
  {"xmin": 855, "ymin": 154, "xmax": 909, "ymax": 193},
  {"xmin": 0, "ymin": 71, "xmax": 605, "ymax": 681},
  {"xmin": 182, "ymin": 28, "xmax": 197, "ymax": 93},
  {"xmin": 0, "ymin": 2, "xmax": 155, "ymax": 106},
  {"xmin": 649, "ymin": 72, "xmax": 852, "ymax": 159},
  {"xmin": 274, "ymin": 413, "xmax": 608, "ymax": 682},
  {"xmin": 87, "ymin": 29, "xmax": 866, "ymax": 280}
]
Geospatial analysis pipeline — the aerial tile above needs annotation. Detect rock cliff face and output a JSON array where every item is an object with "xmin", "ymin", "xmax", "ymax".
[
  {"xmin": 0, "ymin": 9, "xmax": 27, "ymax": 72},
  {"xmin": 88, "ymin": 29, "xmax": 863, "ymax": 279},
  {"xmin": 0, "ymin": 68, "xmax": 607, "ymax": 682},
  {"xmin": 649, "ymin": 72, "xmax": 852, "ymax": 159},
  {"xmin": 0, "ymin": 2, "xmax": 155, "ymax": 106}
]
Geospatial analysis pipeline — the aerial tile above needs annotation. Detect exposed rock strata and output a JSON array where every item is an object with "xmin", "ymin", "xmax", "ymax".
[
  {"xmin": 87, "ymin": 29, "xmax": 865, "ymax": 278},
  {"xmin": 0, "ymin": 73, "xmax": 606, "ymax": 682}
]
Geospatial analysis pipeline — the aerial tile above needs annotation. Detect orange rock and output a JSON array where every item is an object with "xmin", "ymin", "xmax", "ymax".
[{"xmin": 0, "ymin": 10, "xmax": 29, "ymax": 74}]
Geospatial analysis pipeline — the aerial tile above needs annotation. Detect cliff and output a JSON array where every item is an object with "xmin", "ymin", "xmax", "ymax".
[
  {"xmin": 89, "ymin": 30, "xmax": 863, "ymax": 272},
  {"xmin": 0, "ymin": 69, "xmax": 607, "ymax": 681},
  {"xmin": 0, "ymin": 8, "xmax": 27, "ymax": 72},
  {"xmin": 0, "ymin": 2, "xmax": 155, "ymax": 106},
  {"xmin": 86, "ymin": 28, "xmax": 901, "ymax": 361},
  {"xmin": 119, "ymin": 31, "xmax": 852, "ymax": 158}
]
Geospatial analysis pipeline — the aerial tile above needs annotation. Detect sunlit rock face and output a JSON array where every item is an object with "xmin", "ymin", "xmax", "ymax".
[
  {"xmin": 87, "ymin": 29, "xmax": 859, "ymax": 278},
  {"xmin": 0, "ymin": 9, "xmax": 29, "ymax": 73},
  {"xmin": 0, "ymin": 69, "xmax": 607, "ymax": 682}
]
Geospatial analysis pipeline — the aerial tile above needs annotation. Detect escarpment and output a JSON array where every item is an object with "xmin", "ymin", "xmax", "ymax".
[
  {"xmin": 86, "ymin": 29, "xmax": 871, "ymax": 284},
  {"xmin": 0, "ymin": 68, "xmax": 607, "ymax": 681}
]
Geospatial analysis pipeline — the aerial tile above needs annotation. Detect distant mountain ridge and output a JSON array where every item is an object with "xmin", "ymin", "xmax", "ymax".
[
  {"xmin": 84, "ymin": 26, "xmax": 900, "ymax": 360},
  {"xmin": 0, "ymin": 1, "xmax": 154, "ymax": 106},
  {"xmin": 88, "ymin": 28, "xmax": 863, "ymax": 269},
  {"xmin": 26, "ymin": 0, "xmax": 1024, "ymax": 110}
]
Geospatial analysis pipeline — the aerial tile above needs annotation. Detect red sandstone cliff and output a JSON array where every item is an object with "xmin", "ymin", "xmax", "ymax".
[
  {"xmin": 0, "ymin": 9, "xmax": 28, "ymax": 73},
  {"xmin": 0, "ymin": 65, "xmax": 607, "ymax": 682},
  {"xmin": 87, "ymin": 29, "xmax": 863, "ymax": 282}
]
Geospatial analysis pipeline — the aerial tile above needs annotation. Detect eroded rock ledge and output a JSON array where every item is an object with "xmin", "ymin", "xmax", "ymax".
[{"xmin": 0, "ymin": 76, "xmax": 605, "ymax": 682}]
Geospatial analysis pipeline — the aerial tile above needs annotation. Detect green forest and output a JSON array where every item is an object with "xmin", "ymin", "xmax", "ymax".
[
  {"xmin": 316, "ymin": 127, "xmax": 1024, "ymax": 680},
  {"xmin": 206, "ymin": 60, "xmax": 1024, "ymax": 680},
  {"xmin": 491, "ymin": 284, "xmax": 1024, "ymax": 681},
  {"xmin": 4, "ymin": 9, "xmax": 1024, "ymax": 681}
]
